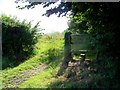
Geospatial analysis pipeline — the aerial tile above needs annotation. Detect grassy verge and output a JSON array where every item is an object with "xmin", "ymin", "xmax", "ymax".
[
  {"xmin": 18, "ymin": 61, "xmax": 61, "ymax": 88},
  {"xmin": 2, "ymin": 32, "xmax": 117, "ymax": 88},
  {"xmin": 1, "ymin": 32, "xmax": 64, "ymax": 88}
]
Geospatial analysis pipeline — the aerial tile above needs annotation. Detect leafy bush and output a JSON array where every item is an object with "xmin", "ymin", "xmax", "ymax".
[{"xmin": 1, "ymin": 14, "xmax": 40, "ymax": 61}]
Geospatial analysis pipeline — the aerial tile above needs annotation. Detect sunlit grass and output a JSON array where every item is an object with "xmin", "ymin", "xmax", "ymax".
[
  {"xmin": 2, "ymin": 55, "xmax": 44, "ymax": 88},
  {"xmin": 2, "ymin": 32, "xmax": 64, "ymax": 88},
  {"xmin": 18, "ymin": 66, "xmax": 59, "ymax": 88}
]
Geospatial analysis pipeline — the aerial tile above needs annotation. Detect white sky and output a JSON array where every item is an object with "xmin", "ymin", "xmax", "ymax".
[{"xmin": 0, "ymin": 0, "xmax": 69, "ymax": 33}]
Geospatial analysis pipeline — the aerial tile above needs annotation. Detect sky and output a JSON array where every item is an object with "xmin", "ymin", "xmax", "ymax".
[{"xmin": 0, "ymin": 0, "xmax": 69, "ymax": 34}]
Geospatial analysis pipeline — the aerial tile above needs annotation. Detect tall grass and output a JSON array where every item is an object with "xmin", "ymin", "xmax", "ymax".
[{"xmin": 1, "ymin": 32, "xmax": 64, "ymax": 88}]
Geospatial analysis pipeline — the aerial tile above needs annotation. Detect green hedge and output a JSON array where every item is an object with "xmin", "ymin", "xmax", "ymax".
[{"xmin": 1, "ymin": 14, "xmax": 40, "ymax": 61}]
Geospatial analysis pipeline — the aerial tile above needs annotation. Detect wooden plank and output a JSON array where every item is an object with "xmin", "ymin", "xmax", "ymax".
[
  {"xmin": 71, "ymin": 44, "xmax": 89, "ymax": 50},
  {"xmin": 71, "ymin": 34, "xmax": 89, "ymax": 45},
  {"xmin": 71, "ymin": 50, "xmax": 88, "ymax": 53},
  {"xmin": 71, "ymin": 34, "xmax": 85, "ymax": 36},
  {"xmin": 71, "ymin": 41, "xmax": 85, "ymax": 44}
]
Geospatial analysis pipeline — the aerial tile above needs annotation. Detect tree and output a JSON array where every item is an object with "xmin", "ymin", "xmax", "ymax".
[
  {"xmin": 15, "ymin": 1, "xmax": 120, "ymax": 87},
  {"xmin": 1, "ymin": 14, "xmax": 41, "ymax": 61}
]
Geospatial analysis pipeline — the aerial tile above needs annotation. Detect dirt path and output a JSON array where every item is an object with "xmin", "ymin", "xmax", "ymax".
[
  {"xmin": 4, "ymin": 64, "xmax": 48, "ymax": 88},
  {"xmin": 61, "ymin": 59, "xmax": 96, "ymax": 85},
  {"xmin": 48, "ymin": 59, "xmax": 97, "ymax": 88}
]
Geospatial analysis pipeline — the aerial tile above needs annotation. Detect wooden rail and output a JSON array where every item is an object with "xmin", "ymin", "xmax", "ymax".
[{"xmin": 63, "ymin": 32, "xmax": 97, "ymax": 66}]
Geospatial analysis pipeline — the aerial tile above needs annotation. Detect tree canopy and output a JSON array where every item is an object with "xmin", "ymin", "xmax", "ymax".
[
  {"xmin": 15, "ymin": 1, "xmax": 120, "ymax": 87},
  {"xmin": 15, "ymin": 1, "xmax": 120, "ymax": 56}
]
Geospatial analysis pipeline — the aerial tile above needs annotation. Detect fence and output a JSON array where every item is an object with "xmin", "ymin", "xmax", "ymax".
[{"xmin": 63, "ymin": 32, "xmax": 98, "ymax": 66}]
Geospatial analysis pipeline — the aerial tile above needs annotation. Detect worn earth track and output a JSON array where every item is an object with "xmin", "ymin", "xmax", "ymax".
[
  {"xmin": 3, "ymin": 59, "xmax": 96, "ymax": 88},
  {"xmin": 61, "ymin": 59, "xmax": 97, "ymax": 85},
  {"xmin": 3, "ymin": 64, "xmax": 48, "ymax": 88},
  {"xmin": 48, "ymin": 59, "xmax": 97, "ymax": 88}
]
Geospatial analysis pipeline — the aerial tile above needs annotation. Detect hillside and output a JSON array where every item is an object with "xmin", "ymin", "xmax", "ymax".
[
  {"xmin": 1, "ymin": 33, "xmax": 64, "ymax": 88},
  {"xmin": 1, "ymin": 32, "xmax": 119, "ymax": 89}
]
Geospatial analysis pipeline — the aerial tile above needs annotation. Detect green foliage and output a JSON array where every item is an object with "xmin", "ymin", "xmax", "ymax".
[
  {"xmin": 2, "ymin": 57, "xmax": 15, "ymax": 69},
  {"xmin": 36, "ymin": 32, "xmax": 64, "ymax": 64},
  {"xmin": 4, "ymin": 2, "xmax": 120, "ymax": 88},
  {"xmin": 2, "ymin": 32, "xmax": 119, "ymax": 88},
  {"xmin": 65, "ymin": 4, "xmax": 120, "ymax": 87},
  {"xmin": 2, "ymin": 32, "xmax": 64, "ymax": 88},
  {"xmin": 68, "ymin": 3, "xmax": 120, "ymax": 57},
  {"xmin": 87, "ymin": 57, "xmax": 117, "ymax": 88},
  {"xmin": 16, "ymin": 1, "xmax": 120, "ymax": 56},
  {"xmin": 1, "ymin": 15, "xmax": 40, "ymax": 64}
]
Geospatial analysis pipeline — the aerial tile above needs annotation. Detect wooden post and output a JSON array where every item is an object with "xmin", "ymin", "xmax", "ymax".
[
  {"xmin": 80, "ymin": 53, "xmax": 85, "ymax": 62},
  {"xmin": 96, "ymin": 50, "xmax": 100, "ymax": 60},
  {"xmin": 63, "ymin": 32, "xmax": 72, "ymax": 66},
  {"xmin": 57, "ymin": 32, "xmax": 72, "ymax": 76},
  {"xmin": 0, "ymin": 22, "xmax": 2, "ymax": 70}
]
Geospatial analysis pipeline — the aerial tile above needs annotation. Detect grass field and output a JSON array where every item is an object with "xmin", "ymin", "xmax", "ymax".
[
  {"xmin": 1, "ymin": 32, "xmax": 118, "ymax": 89},
  {"xmin": 1, "ymin": 32, "xmax": 64, "ymax": 88}
]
